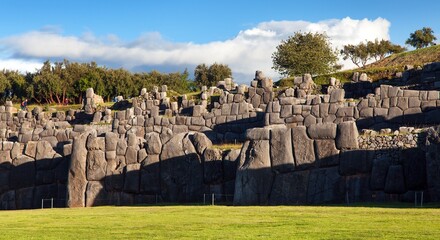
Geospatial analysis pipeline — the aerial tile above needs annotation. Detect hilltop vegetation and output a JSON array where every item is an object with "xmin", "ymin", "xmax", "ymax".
[{"xmin": 277, "ymin": 44, "xmax": 440, "ymax": 87}]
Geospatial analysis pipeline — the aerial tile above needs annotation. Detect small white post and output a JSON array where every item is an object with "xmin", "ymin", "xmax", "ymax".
[
  {"xmin": 51, "ymin": 198, "xmax": 53, "ymax": 209},
  {"xmin": 203, "ymin": 194, "xmax": 206, "ymax": 205},
  {"xmin": 421, "ymin": 191, "xmax": 424, "ymax": 207},
  {"xmin": 211, "ymin": 193, "xmax": 214, "ymax": 206},
  {"xmin": 41, "ymin": 199, "xmax": 44, "ymax": 209}
]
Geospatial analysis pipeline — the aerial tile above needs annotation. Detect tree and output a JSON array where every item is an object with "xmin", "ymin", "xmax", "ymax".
[
  {"xmin": 341, "ymin": 39, "xmax": 406, "ymax": 68},
  {"xmin": 406, "ymin": 27, "xmax": 437, "ymax": 49},
  {"xmin": 194, "ymin": 64, "xmax": 209, "ymax": 87},
  {"xmin": 208, "ymin": 63, "xmax": 231, "ymax": 85},
  {"xmin": 272, "ymin": 32, "xmax": 338, "ymax": 76},
  {"xmin": 340, "ymin": 43, "xmax": 369, "ymax": 68},
  {"xmin": 367, "ymin": 39, "xmax": 406, "ymax": 61},
  {"xmin": 194, "ymin": 63, "xmax": 231, "ymax": 87}
]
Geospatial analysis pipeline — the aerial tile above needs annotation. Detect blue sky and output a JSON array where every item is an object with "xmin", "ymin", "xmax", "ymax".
[{"xmin": 1, "ymin": 0, "xmax": 439, "ymax": 82}]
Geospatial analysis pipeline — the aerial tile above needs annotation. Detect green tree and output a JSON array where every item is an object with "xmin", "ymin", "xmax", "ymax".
[
  {"xmin": 406, "ymin": 27, "xmax": 437, "ymax": 49},
  {"xmin": 194, "ymin": 63, "xmax": 231, "ymax": 87},
  {"xmin": 194, "ymin": 63, "xmax": 209, "ymax": 87},
  {"xmin": 367, "ymin": 39, "xmax": 406, "ymax": 61},
  {"xmin": 340, "ymin": 43, "xmax": 370, "ymax": 68},
  {"xmin": 208, "ymin": 63, "xmax": 231, "ymax": 85},
  {"xmin": 272, "ymin": 32, "xmax": 338, "ymax": 76}
]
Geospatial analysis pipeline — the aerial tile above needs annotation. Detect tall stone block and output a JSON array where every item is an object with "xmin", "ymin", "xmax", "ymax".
[
  {"xmin": 234, "ymin": 140, "xmax": 272, "ymax": 205},
  {"xmin": 67, "ymin": 132, "xmax": 90, "ymax": 207},
  {"xmin": 270, "ymin": 127, "xmax": 294, "ymax": 173},
  {"xmin": 291, "ymin": 126, "xmax": 315, "ymax": 169}
]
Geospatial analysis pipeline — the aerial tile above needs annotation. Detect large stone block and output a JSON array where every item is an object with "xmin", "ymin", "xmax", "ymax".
[
  {"xmin": 329, "ymin": 89, "xmax": 345, "ymax": 103},
  {"xmin": 67, "ymin": 132, "xmax": 90, "ymax": 208},
  {"xmin": 105, "ymin": 157, "xmax": 125, "ymax": 191},
  {"xmin": 268, "ymin": 170, "xmax": 310, "ymax": 205},
  {"xmin": 314, "ymin": 139, "xmax": 339, "ymax": 167},
  {"xmin": 270, "ymin": 127, "xmax": 294, "ymax": 173},
  {"xmin": 203, "ymin": 148, "xmax": 223, "ymax": 184},
  {"xmin": 307, "ymin": 123, "xmax": 337, "ymax": 139},
  {"xmin": 335, "ymin": 121, "xmax": 359, "ymax": 150},
  {"xmin": 86, "ymin": 150, "xmax": 106, "ymax": 181},
  {"xmin": 384, "ymin": 165, "xmax": 406, "ymax": 194},
  {"xmin": 125, "ymin": 146, "xmax": 138, "ymax": 165},
  {"xmin": 370, "ymin": 156, "xmax": 391, "ymax": 190},
  {"xmin": 339, "ymin": 149, "xmax": 373, "ymax": 176},
  {"xmin": 85, "ymin": 181, "xmax": 106, "ymax": 207},
  {"xmin": 234, "ymin": 140, "xmax": 272, "ymax": 205},
  {"xmin": 291, "ymin": 126, "xmax": 315, "ymax": 169},
  {"xmin": 10, "ymin": 155, "xmax": 35, "ymax": 189},
  {"xmin": 144, "ymin": 132, "xmax": 162, "ymax": 155},
  {"xmin": 124, "ymin": 163, "xmax": 141, "ymax": 193},
  {"xmin": 223, "ymin": 149, "xmax": 240, "ymax": 181},
  {"xmin": 400, "ymin": 148, "xmax": 426, "ymax": 191},
  {"xmin": 140, "ymin": 155, "xmax": 160, "ymax": 194},
  {"xmin": 160, "ymin": 133, "xmax": 203, "ymax": 202},
  {"xmin": 245, "ymin": 128, "xmax": 270, "ymax": 140},
  {"xmin": 307, "ymin": 167, "xmax": 345, "ymax": 204},
  {"xmin": 190, "ymin": 132, "xmax": 212, "ymax": 156}
]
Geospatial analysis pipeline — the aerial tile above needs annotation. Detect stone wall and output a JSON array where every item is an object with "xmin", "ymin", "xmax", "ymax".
[
  {"xmin": 66, "ymin": 130, "xmax": 240, "ymax": 207},
  {"xmin": 234, "ymin": 122, "xmax": 431, "ymax": 205},
  {"xmin": 267, "ymin": 85, "xmax": 440, "ymax": 130},
  {"xmin": 0, "ymin": 140, "xmax": 70, "ymax": 209}
]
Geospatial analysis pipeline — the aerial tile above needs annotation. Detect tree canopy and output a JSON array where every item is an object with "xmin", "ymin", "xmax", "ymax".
[
  {"xmin": 405, "ymin": 27, "xmax": 437, "ymax": 49},
  {"xmin": 341, "ymin": 39, "xmax": 406, "ymax": 68},
  {"xmin": 272, "ymin": 32, "xmax": 338, "ymax": 76},
  {"xmin": 0, "ymin": 59, "xmax": 194, "ymax": 104},
  {"xmin": 194, "ymin": 63, "xmax": 231, "ymax": 87}
]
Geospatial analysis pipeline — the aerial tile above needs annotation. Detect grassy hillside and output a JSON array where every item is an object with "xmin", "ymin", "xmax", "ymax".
[
  {"xmin": 277, "ymin": 45, "xmax": 440, "ymax": 88},
  {"xmin": 369, "ymin": 44, "xmax": 440, "ymax": 68},
  {"xmin": 0, "ymin": 205, "xmax": 439, "ymax": 239}
]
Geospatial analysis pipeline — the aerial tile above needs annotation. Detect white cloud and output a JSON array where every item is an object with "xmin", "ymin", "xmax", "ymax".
[
  {"xmin": 0, "ymin": 17, "xmax": 390, "ymax": 83},
  {"xmin": 0, "ymin": 59, "xmax": 42, "ymax": 73}
]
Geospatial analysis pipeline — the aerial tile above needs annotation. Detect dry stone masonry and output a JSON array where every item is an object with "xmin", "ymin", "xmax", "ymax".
[{"xmin": 1, "ymin": 68, "xmax": 440, "ymax": 209}]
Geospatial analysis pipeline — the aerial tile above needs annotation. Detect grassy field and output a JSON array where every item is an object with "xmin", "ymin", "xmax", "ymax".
[{"xmin": 0, "ymin": 205, "xmax": 439, "ymax": 239}]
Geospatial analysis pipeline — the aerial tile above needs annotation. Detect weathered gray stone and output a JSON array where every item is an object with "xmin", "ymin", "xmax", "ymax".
[
  {"xmin": 335, "ymin": 121, "xmax": 359, "ymax": 149},
  {"xmin": 105, "ymin": 132, "xmax": 118, "ymax": 151},
  {"xmin": 270, "ymin": 127, "xmax": 294, "ymax": 173},
  {"xmin": 125, "ymin": 146, "xmax": 138, "ymax": 165},
  {"xmin": 307, "ymin": 167, "xmax": 344, "ymax": 204},
  {"xmin": 384, "ymin": 165, "xmax": 406, "ymax": 194},
  {"xmin": 401, "ymin": 148, "xmax": 426, "ymax": 191},
  {"xmin": 190, "ymin": 132, "xmax": 212, "ymax": 156},
  {"xmin": 124, "ymin": 164, "xmax": 141, "ymax": 193},
  {"xmin": 160, "ymin": 133, "xmax": 203, "ymax": 202},
  {"xmin": 291, "ymin": 126, "xmax": 315, "ymax": 169},
  {"xmin": 203, "ymin": 148, "xmax": 223, "ymax": 184},
  {"xmin": 245, "ymin": 128, "xmax": 270, "ymax": 140},
  {"xmin": 234, "ymin": 140, "xmax": 272, "ymax": 205},
  {"xmin": 339, "ymin": 149, "xmax": 373, "ymax": 176},
  {"xmin": 140, "ymin": 154, "xmax": 160, "ymax": 194},
  {"xmin": 10, "ymin": 155, "xmax": 34, "ymax": 189},
  {"xmin": 145, "ymin": 132, "xmax": 162, "ymax": 155},
  {"xmin": 370, "ymin": 156, "xmax": 391, "ymax": 190},
  {"xmin": 268, "ymin": 170, "xmax": 310, "ymax": 205},
  {"xmin": 307, "ymin": 123, "xmax": 337, "ymax": 139},
  {"xmin": 116, "ymin": 138, "xmax": 127, "ymax": 156},
  {"xmin": 67, "ymin": 132, "xmax": 90, "ymax": 207},
  {"xmin": 223, "ymin": 149, "xmax": 240, "ymax": 181},
  {"xmin": 86, "ymin": 150, "xmax": 106, "ymax": 181},
  {"xmin": 10, "ymin": 142, "xmax": 22, "ymax": 160},
  {"xmin": 329, "ymin": 89, "xmax": 345, "ymax": 103},
  {"xmin": 314, "ymin": 140, "xmax": 339, "ymax": 167},
  {"xmin": 85, "ymin": 181, "xmax": 105, "ymax": 207},
  {"xmin": 35, "ymin": 140, "xmax": 56, "ymax": 161}
]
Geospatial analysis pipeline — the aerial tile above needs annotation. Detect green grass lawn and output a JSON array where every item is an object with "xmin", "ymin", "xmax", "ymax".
[{"xmin": 0, "ymin": 205, "xmax": 439, "ymax": 239}]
